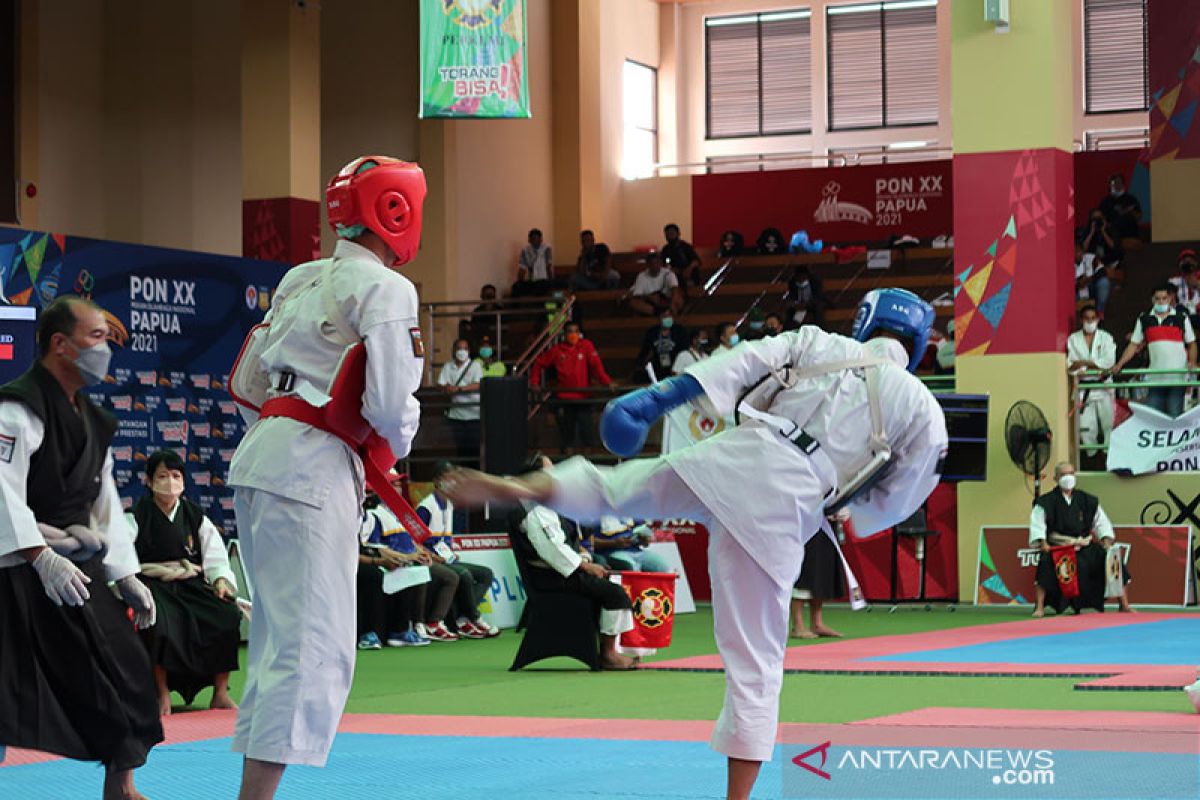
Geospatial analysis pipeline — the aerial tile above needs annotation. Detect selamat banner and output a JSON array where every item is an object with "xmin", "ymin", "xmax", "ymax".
[
  {"xmin": 420, "ymin": 0, "xmax": 530, "ymax": 119},
  {"xmin": 1106, "ymin": 402, "xmax": 1200, "ymax": 474}
]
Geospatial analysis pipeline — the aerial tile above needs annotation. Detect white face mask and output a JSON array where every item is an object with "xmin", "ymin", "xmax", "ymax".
[
  {"xmin": 454, "ymin": 349, "xmax": 469, "ymax": 363},
  {"xmin": 1058, "ymin": 474, "xmax": 1076, "ymax": 492},
  {"xmin": 152, "ymin": 474, "xmax": 185, "ymax": 499},
  {"xmin": 1082, "ymin": 321, "xmax": 1098, "ymax": 334}
]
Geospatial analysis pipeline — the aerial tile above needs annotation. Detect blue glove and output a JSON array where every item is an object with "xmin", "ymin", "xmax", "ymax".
[{"xmin": 600, "ymin": 375, "xmax": 705, "ymax": 457}]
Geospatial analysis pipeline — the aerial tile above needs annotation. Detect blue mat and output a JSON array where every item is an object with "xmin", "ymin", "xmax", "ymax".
[
  {"xmin": 5, "ymin": 733, "xmax": 1197, "ymax": 799},
  {"xmin": 869, "ymin": 618, "xmax": 1200, "ymax": 665}
]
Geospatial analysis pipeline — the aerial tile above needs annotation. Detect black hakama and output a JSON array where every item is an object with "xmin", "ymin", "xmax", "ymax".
[
  {"xmin": 0, "ymin": 556, "xmax": 163, "ymax": 769},
  {"xmin": 794, "ymin": 532, "xmax": 846, "ymax": 600}
]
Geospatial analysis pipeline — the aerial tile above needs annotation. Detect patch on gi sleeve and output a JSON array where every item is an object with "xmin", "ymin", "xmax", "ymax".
[
  {"xmin": 409, "ymin": 327, "xmax": 426, "ymax": 358},
  {"xmin": 0, "ymin": 433, "xmax": 15, "ymax": 463}
]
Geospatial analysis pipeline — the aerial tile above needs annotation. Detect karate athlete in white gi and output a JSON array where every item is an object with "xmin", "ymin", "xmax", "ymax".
[
  {"xmin": 441, "ymin": 288, "xmax": 947, "ymax": 800},
  {"xmin": 228, "ymin": 156, "xmax": 425, "ymax": 800}
]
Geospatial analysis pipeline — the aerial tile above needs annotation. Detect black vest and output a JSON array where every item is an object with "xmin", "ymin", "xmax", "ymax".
[
  {"xmin": 0, "ymin": 362, "xmax": 118, "ymax": 528},
  {"xmin": 132, "ymin": 495, "xmax": 205, "ymax": 566},
  {"xmin": 1034, "ymin": 488, "xmax": 1099, "ymax": 538}
]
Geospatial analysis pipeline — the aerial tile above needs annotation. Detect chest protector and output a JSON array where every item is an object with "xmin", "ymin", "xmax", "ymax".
[{"xmin": 228, "ymin": 259, "xmax": 433, "ymax": 543}]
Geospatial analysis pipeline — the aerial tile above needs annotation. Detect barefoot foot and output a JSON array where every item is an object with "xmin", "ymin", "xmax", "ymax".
[
  {"xmin": 210, "ymin": 691, "xmax": 238, "ymax": 710},
  {"xmin": 813, "ymin": 625, "xmax": 843, "ymax": 638},
  {"xmin": 600, "ymin": 653, "xmax": 639, "ymax": 670},
  {"xmin": 789, "ymin": 628, "xmax": 818, "ymax": 640}
]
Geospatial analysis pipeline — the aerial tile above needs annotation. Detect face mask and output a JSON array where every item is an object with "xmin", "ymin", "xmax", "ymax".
[
  {"xmin": 152, "ymin": 474, "xmax": 184, "ymax": 499},
  {"xmin": 749, "ymin": 321, "xmax": 764, "ymax": 331},
  {"xmin": 697, "ymin": 340, "xmax": 709, "ymax": 350},
  {"xmin": 1082, "ymin": 321, "xmax": 1098, "ymax": 334},
  {"xmin": 727, "ymin": 334, "xmax": 740, "ymax": 347},
  {"xmin": 1154, "ymin": 302, "xmax": 1170, "ymax": 314},
  {"xmin": 454, "ymin": 349, "xmax": 469, "ymax": 363},
  {"xmin": 1110, "ymin": 187, "xmax": 1122, "ymax": 197},
  {"xmin": 479, "ymin": 346, "xmax": 494, "ymax": 359},
  {"xmin": 73, "ymin": 340, "xmax": 112, "ymax": 385},
  {"xmin": 766, "ymin": 326, "xmax": 781, "ymax": 335},
  {"xmin": 1058, "ymin": 474, "xmax": 1076, "ymax": 492},
  {"xmin": 565, "ymin": 332, "xmax": 581, "ymax": 345},
  {"xmin": 661, "ymin": 317, "xmax": 674, "ymax": 329}
]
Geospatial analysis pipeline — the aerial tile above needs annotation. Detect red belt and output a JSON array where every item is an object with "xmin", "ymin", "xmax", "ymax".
[{"xmin": 260, "ymin": 396, "xmax": 433, "ymax": 543}]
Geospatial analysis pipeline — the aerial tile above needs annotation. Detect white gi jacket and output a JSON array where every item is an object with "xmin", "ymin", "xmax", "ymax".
[
  {"xmin": 127, "ymin": 500, "xmax": 238, "ymax": 588},
  {"xmin": 675, "ymin": 328, "xmax": 948, "ymax": 587},
  {"xmin": 0, "ymin": 401, "xmax": 139, "ymax": 579},
  {"xmin": 228, "ymin": 239, "xmax": 424, "ymax": 507},
  {"xmin": 1067, "ymin": 329, "xmax": 1117, "ymax": 374},
  {"xmin": 1029, "ymin": 496, "xmax": 1116, "ymax": 545}
]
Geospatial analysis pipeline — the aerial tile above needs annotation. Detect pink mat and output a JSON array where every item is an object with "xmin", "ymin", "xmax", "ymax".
[
  {"xmin": 645, "ymin": 613, "xmax": 1198, "ymax": 689},
  {"xmin": 7, "ymin": 706, "xmax": 1197, "ymax": 768}
]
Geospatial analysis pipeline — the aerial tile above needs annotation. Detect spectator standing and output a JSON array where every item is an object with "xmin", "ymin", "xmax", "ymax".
[
  {"xmin": 515, "ymin": 228, "xmax": 553, "ymax": 297},
  {"xmin": 627, "ymin": 253, "xmax": 682, "ymax": 317},
  {"xmin": 1112, "ymin": 285, "xmax": 1197, "ymax": 418},
  {"xmin": 636, "ymin": 310, "xmax": 689, "ymax": 381},
  {"xmin": 1074, "ymin": 241, "xmax": 1110, "ymax": 317},
  {"xmin": 1098, "ymin": 174, "xmax": 1142, "ymax": 241},
  {"xmin": 464, "ymin": 284, "xmax": 503, "ymax": 351},
  {"xmin": 530, "ymin": 322, "xmax": 614, "ymax": 454},
  {"xmin": 1081, "ymin": 209, "xmax": 1122, "ymax": 274},
  {"xmin": 1068, "ymin": 305, "xmax": 1117, "ymax": 454},
  {"xmin": 672, "ymin": 328, "xmax": 710, "ymax": 374},
  {"xmin": 437, "ymin": 339, "xmax": 484, "ymax": 463},
  {"xmin": 1170, "ymin": 249, "xmax": 1200, "ymax": 324},
  {"xmin": 662, "ymin": 223, "xmax": 702, "ymax": 288}
]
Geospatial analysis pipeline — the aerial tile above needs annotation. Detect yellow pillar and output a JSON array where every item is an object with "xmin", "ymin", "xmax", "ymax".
[
  {"xmin": 241, "ymin": 0, "xmax": 321, "ymax": 263},
  {"xmin": 950, "ymin": 0, "xmax": 1077, "ymax": 601}
]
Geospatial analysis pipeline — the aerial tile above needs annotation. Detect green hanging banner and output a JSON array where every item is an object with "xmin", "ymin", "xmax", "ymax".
[{"xmin": 420, "ymin": 0, "xmax": 530, "ymax": 119}]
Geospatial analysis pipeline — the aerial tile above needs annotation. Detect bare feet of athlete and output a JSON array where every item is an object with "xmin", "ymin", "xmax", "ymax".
[
  {"xmin": 157, "ymin": 693, "xmax": 172, "ymax": 717},
  {"xmin": 210, "ymin": 690, "xmax": 238, "ymax": 710},
  {"xmin": 789, "ymin": 627, "xmax": 818, "ymax": 640},
  {"xmin": 103, "ymin": 767, "xmax": 149, "ymax": 800},
  {"xmin": 1031, "ymin": 607, "xmax": 1045, "ymax": 618},
  {"xmin": 813, "ymin": 625, "xmax": 844, "ymax": 638}
]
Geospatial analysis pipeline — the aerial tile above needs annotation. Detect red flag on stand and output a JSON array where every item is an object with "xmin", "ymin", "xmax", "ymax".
[
  {"xmin": 617, "ymin": 571, "xmax": 677, "ymax": 652},
  {"xmin": 1048, "ymin": 545, "xmax": 1080, "ymax": 599}
]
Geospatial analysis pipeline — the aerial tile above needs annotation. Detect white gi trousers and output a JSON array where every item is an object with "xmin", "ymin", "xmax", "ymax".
[
  {"xmin": 231, "ymin": 476, "xmax": 360, "ymax": 767},
  {"xmin": 1078, "ymin": 386, "xmax": 1114, "ymax": 447},
  {"xmin": 550, "ymin": 438, "xmax": 833, "ymax": 762}
]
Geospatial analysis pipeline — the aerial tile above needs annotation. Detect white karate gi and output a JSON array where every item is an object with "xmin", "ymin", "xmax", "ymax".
[
  {"xmin": 1067, "ymin": 329, "xmax": 1117, "ymax": 447},
  {"xmin": 546, "ymin": 328, "xmax": 947, "ymax": 761},
  {"xmin": 228, "ymin": 239, "xmax": 423, "ymax": 767},
  {"xmin": 0, "ymin": 401, "xmax": 139, "ymax": 577}
]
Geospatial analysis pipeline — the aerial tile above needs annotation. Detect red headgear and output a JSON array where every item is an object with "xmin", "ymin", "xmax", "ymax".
[{"xmin": 326, "ymin": 156, "xmax": 427, "ymax": 266}]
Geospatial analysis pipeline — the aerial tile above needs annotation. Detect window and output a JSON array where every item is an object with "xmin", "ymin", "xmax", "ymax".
[
  {"xmin": 623, "ymin": 60, "xmax": 658, "ymax": 179},
  {"xmin": 705, "ymin": 10, "xmax": 812, "ymax": 139},
  {"xmin": 827, "ymin": 0, "xmax": 938, "ymax": 131},
  {"xmin": 1084, "ymin": 0, "xmax": 1148, "ymax": 114}
]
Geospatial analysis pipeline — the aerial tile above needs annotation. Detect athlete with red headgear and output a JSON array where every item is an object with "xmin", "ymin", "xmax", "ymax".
[{"xmin": 227, "ymin": 156, "xmax": 427, "ymax": 799}]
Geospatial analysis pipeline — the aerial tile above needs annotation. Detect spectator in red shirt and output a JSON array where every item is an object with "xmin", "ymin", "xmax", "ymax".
[{"xmin": 530, "ymin": 322, "xmax": 614, "ymax": 454}]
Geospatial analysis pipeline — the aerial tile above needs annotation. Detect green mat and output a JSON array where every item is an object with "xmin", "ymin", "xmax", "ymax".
[{"xmin": 175, "ymin": 606, "xmax": 1196, "ymax": 719}]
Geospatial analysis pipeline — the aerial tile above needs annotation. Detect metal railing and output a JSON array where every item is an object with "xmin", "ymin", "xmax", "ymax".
[
  {"xmin": 1070, "ymin": 366, "xmax": 1197, "ymax": 461},
  {"xmin": 647, "ymin": 145, "xmax": 953, "ymax": 178}
]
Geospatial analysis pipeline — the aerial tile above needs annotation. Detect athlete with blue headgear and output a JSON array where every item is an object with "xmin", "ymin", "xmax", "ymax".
[{"xmin": 440, "ymin": 287, "xmax": 947, "ymax": 800}]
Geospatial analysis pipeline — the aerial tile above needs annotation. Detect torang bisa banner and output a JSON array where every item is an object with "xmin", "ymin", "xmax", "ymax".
[{"xmin": 420, "ymin": 0, "xmax": 530, "ymax": 119}]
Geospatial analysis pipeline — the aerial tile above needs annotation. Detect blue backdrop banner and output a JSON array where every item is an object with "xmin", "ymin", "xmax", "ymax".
[{"xmin": 0, "ymin": 228, "xmax": 290, "ymax": 537}]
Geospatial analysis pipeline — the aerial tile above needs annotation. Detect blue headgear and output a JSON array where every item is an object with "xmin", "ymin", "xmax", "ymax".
[{"xmin": 851, "ymin": 288, "xmax": 935, "ymax": 372}]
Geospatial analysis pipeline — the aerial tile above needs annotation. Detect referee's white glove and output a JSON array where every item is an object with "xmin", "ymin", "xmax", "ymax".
[
  {"xmin": 117, "ymin": 576, "xmax": 157, "ymax": 630},
  {"xmin": 31, "ymin": 548, "xmax": 91, "ymax": 607}
]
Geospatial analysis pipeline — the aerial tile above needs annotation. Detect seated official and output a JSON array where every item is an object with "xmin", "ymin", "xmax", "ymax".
[
  {"xmin": 791, "ymin": 512, "xmax": 847, "ymax": 639},
  {"xmin": 357, "ymin": 503, "xmax": 431, "ymax": 648},
  {"xmin": 594, "ymin": 516, "xmax": 670, "ymax": 573},
  {"xmin": 417, "ymin": 462, "xmax": 500, "ymax": 639},
  {"xmin": 129, "ymin": 451, "xmax": 241, "ymax": 716},
  {"xmin": 1029, "ymin": 462, "xmax": 1131, "ymax": 617},
  {"xmin": 507, "ymin": 455, "xmax": 637, "ymax": 670}
]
